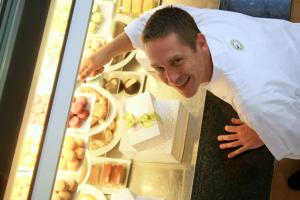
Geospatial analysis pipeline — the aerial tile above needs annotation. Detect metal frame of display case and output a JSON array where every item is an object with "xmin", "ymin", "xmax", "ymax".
[{"xmin": 30, "ymin": 0, "xmax": 93, "ymax": 199}]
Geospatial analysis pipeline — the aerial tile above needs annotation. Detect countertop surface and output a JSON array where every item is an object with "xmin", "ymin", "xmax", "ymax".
[{"xmin": 191, "ymin": 91, "xmax": 274, "ymax": 200}]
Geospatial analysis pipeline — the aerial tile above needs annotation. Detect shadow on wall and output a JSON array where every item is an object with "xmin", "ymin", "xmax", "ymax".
[{"xmin": 219, "ymin": 0, "xmax": 292, "ymax": 20}]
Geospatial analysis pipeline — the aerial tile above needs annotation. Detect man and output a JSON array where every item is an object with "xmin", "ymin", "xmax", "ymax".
[{"xmin": 80, "ymin": 5, "xmax": 300, "ymax": 188}]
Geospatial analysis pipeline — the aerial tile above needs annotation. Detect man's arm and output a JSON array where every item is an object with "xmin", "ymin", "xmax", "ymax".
[
  {"xmin": 79, "ymin": 32, "xmax": 134, "ymax": 80},
  {"xmin": 79, "ymin": 5, "xmax": 159, "ymax": 80}
]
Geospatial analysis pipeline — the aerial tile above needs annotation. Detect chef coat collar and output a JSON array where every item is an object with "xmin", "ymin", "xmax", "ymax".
[{"xmin": 200, "ymin": 36, "xmax": 225, "ymax": 90}]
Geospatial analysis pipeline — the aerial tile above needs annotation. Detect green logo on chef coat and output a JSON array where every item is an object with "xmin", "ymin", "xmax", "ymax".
[{"xmin": 230, "ymin": 39, "xmax": 244, "ymax": 51}]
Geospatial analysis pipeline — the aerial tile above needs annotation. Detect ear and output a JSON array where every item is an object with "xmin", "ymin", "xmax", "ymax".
[{"xmin": 196, "ymin": 33, "xmax": 208, "ymax": 49}]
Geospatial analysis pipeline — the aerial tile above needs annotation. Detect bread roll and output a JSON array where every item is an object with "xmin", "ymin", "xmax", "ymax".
[
  {"xmin": 67, "ymin": 160, "xmax": 80, "ymax": 171},
  {"xmin": 51, "ymin": 192, "xmax": 61, "ymax": 200},
  {"xmin": 74, "ymin": 138, "xmax": 85, "ymax": 148},
  {"xmin": 66, "ymin": 179, "xmax": 78, "ymax": 192},
  {"xmin": 54, "ymin": 180, "xmax": 68, "ymax": 192},
  {"xmin": 58, "ymin": 158, "xmax": 67, "ymax": 170},
  {"xmin": 58, "ymin": 191, "xmax": 72, "ymax": 200},
  {"xmin": 75, "ymin": 147, "xmax": 85, "ymax": 160},
  {"xmin": 63, "ymin": 150, "xmax": 77, "ymax": 162},
  {"xmin": 64, "ymin": 137, "xmax": 76, "ymax": 150}
]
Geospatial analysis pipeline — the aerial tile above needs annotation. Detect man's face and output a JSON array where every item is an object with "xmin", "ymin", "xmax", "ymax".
[{"xmin": 144, "ymin": 33, "xmax": 212, "ymax": 98}]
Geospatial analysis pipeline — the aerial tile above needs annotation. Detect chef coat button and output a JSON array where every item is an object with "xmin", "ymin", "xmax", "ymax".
[
  {"xmin": 295, "ymin": 88, "xmax": 300, "ymax": 97},
  {"xmin": 293, "ymin": 101, "xmax": 300, "ymax": 111}
]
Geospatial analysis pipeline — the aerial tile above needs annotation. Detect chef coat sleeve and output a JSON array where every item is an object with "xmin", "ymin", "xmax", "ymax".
[{"xmin": 246, "ymin": 95, "xmax": 300, "ymax": 160}]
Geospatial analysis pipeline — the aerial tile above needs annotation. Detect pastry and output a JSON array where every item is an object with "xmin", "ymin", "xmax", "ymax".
[
  {"xmin": 74, "ymin": 138, "xmax": 85, "ymax": 148},
  {"xmin": 104, "ymin": 78, "xmax": 123, "ymax": 94},
  {"xmin": 54, "ymin": 180, "xmax": 68, "ymax": 192},
  {"xmin": 124, "ymin": 78, "xmax": 141, "ymax": 94},
  {"xmin": 87, "ymin": 165, "xmax": 101, "ymax": 185},
  {"xmin": 63, "ymin": 150, "xmax": 77, "ymax": 162},
  {"xmin": 66, "ymin": 179, "xmax": 78, "ymax": 192},
  {"xmin": 58, "ymin": 191, "xmax": 72, "ymax": 200},
  {"xmin": 100, "ymin": 163, "xmax": 112, "ymax": 184},
  {"xmin": 110, "ymin": 165, "xmax": 125, "ymax": 185},
  {"xmin": 75, "ymin": 147, "xmax": 85, "ymax": 160},
  {"xmin": 63, "ymin": 136, "xmax": 76, "ymax": 150},
  {"xmin": 67, "ymin": 160, "xmax": 80, "ymax": 170}
]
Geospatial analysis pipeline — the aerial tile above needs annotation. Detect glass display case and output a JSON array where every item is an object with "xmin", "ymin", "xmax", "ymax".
[{"xmin": 1, "ymin": 0, "xmax": 216, "ymax": 199}]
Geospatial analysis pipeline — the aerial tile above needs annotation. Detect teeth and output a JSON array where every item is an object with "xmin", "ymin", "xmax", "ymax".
[{"xmin": 179, "ymin": 77, "xmax": 189, "ymax": 87}]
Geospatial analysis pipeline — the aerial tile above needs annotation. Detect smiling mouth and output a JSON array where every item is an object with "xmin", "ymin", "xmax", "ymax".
[{"xmin": 177, "ymin": 77, "xmax": 190, "ymax": 89}]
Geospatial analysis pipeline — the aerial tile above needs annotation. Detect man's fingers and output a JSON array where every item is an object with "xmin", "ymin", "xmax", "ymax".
[
  {"xmin": 219, "ymin": 140, "xmax": 241, "ymax": 149},
  {"xmin": 231, "ymin": 118, "xmax": 243, "ymax": 125},
  {"xmin": 79, "ymin": 69, "xmax": 88, "ymax": 80},
  {"xmin": 217, "ymin": 133, "xmax": 239, "ymax": 141},
  {"xmin": 228, "ymin": 146, "xmax": 247, "ymax": 159},
  {"xmin": 79, "ymin": 64, "xmax": 86, "ymax": 74},
  {"xmin": 224, "ymin": 125, "xmax": 238, "ymax": 133}
]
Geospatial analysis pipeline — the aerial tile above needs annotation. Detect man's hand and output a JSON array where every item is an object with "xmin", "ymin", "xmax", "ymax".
[
  {"xmin": 79, "ymin": 53, "xmax": 105, "ymax": 81},
  {"xmin": 217, "ymin": 118, "xmax": 264, "ymax": 158},
  {"xmin": 79, "ymin": 32, "xmax": 135, "ymax": 81}
]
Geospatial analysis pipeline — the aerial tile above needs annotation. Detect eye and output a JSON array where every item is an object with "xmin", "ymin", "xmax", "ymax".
[
  {"xmin": 173, "ymin": 58, "xmax": 182, "ymax": 66},
  {"xmin": 153, "ymin": 66, "xmax": 165, "ymax": 72}
]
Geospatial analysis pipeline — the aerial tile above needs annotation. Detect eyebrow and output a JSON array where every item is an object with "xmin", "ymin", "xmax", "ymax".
[
  {"xmin": 151, "ymin": 64, "xmax": 160, "ymax": 68},
  {"xmin": 150, "ymin": 54, "xmax": 184, "ymax": 68}
]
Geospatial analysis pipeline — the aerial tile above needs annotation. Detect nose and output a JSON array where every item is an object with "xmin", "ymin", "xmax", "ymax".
[{"xmin": 165, "ymin": 70, "xmax": 180, "ymax": 86}]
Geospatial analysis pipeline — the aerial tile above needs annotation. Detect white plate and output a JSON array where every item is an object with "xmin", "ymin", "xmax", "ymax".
[
  {"xmin": 76, "ymin": 184, "xmax": 107, "ymax": 200},
  {"xmin": 89, "ymin": 102, "xmax": 123, "ymax": 157},
  {"xmin": 69, "ymin": 84, "xmax": 117, "ymax": 136},
  {"xmin": 104, "ymin": 50, "xmax": 136, "ymax": 72}
]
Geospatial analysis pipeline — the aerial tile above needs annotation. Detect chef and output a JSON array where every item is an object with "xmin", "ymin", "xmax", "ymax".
[{"xmin": 79, "ymin": 5, "xmax": 300, "ymax": 189}]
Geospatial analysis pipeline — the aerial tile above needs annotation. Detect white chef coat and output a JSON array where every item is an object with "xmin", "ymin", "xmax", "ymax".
[{"xmin": 124, "ymin": 5, "xmax": 300, "ymax": 160}]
